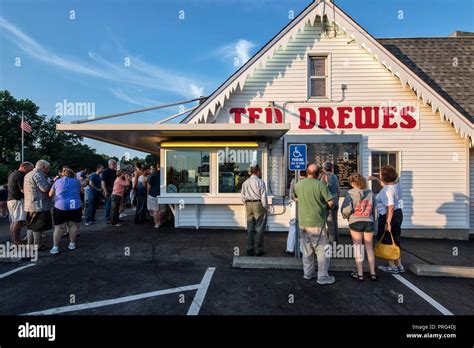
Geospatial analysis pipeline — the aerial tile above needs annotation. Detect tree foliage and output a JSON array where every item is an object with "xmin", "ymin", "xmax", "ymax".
[{"xmin": 0, "ymin": 90, "xmax": 118, "ymax": 182}]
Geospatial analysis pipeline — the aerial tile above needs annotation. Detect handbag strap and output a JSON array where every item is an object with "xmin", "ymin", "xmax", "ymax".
[{"xmin": 377, "ymin": 230, "xmax": 396, "ymax": 246}]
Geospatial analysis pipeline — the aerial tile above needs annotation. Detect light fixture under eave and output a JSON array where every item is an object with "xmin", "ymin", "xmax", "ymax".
[{"xmin": 159, "ymin": 141, "xmax": 260, "ymax": 148}]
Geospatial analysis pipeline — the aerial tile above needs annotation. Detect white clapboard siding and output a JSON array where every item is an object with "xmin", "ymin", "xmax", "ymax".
[
  {"xmin": 268, "ymin": 138, "xmax": 285, "ymax": 196},
  {"xmin": 470, "ymin": 149, "xmax": 474, "ymax": 233},
  {"xmin": 199, "ymin": 205, "xmax": 246, "ymax": 228},
  {"xmin": 205, "ymin": 20, "xmax": 469, "ymax": 231},
  {"xmin": 175, "ymin": 205, "xmax": 198, "ymax": 228}
]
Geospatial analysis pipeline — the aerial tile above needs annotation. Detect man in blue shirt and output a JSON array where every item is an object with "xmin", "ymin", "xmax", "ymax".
[
  {"xmin": 321, "ymin": 161, "xmax": 340, "ymax": 244},
  {"xmin": 85, "ymin": 165, "xmax": 103, "ymax": 226}
]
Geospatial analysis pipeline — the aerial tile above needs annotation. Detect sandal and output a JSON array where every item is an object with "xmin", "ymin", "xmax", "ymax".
[
  {"xmin": 350, "ymin": 271, "xmax": 364, "ymax": 282},
  {"xmin": 369, "ymin": 273, "xmax": 378, "ymax": 281}
]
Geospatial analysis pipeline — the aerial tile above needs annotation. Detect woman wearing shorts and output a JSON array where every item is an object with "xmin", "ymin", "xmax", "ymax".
[
  {"xmin": 49, "ymin": 168, "xmax": 83, "ymax": 254},
  {"xmin": 341, "ymin": 173, "xmax": 377, "ymax": 281},
  {"xmin": 370, "ymin": 165, "xmax": 405, "ymax": 274}
]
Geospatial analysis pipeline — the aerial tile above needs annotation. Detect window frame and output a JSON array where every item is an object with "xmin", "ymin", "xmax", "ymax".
[
  {"xmin": 161, "ymin": 146, "xmax": 268, "ymax": 197},
  {"xmin": 216, "ymin": 147, "xmax": 265, "ymax": 195},
  {"xmin": 307, "ymin": 53, "xmax": 331, "ymax": 100},
  {"xmin": 163, "ymin": 149, "xmax": 212, "ymax": 196},
  {"xmin": 370, "ymin": 151, "xmax": 401, "ymax": 193}
]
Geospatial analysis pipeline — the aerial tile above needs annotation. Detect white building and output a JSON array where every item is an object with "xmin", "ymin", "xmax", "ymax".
[{"xmin": 58, "ymin": 0, "xmax": 474, "ymax": 240}]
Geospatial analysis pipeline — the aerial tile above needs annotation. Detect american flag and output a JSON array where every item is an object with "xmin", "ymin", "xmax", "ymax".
[{"xmin": 20, "ymin": 120, "xmax": 32, "ymax": 133}]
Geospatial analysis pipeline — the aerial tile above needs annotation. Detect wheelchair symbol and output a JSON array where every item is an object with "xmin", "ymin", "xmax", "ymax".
[{"xmin": 293, "ymin": 148, "xmax": 302, "ymax": 158}]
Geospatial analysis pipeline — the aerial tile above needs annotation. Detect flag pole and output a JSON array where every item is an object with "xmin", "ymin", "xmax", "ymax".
[{"xmin": 21, "ymin": 111, "xmax": 24, "ymax": 162}]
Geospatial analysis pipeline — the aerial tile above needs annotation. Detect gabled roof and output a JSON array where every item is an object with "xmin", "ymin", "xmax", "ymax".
[
  {"xmin": 378, "ymin": 36, "xmax": 474, "ymax": 121},
  {"xmin": 183, "ymin": 0, "xmax": 473, "ymax": 144}
]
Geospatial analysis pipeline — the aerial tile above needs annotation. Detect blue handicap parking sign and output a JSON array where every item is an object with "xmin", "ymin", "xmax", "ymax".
[{"xmin": 289, "ymin": 144, "xmax": 307, "ymax": 171}]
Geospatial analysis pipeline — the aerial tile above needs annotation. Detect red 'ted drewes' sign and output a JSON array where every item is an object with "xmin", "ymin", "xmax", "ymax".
[{"xmin": 229, "ymin": 106, "xmax": 418, "ymax": 129}]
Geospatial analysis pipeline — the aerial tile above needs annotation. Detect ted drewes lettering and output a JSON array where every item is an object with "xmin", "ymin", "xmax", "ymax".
[{"xmin": 18, "ymin": 322, "xmax": 56, "ymax": 341}]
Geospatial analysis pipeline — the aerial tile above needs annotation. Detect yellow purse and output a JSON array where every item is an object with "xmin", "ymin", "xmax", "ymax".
[{"xmin": 374, "ymin": 230, "xmax": 400, "ymax": 260}]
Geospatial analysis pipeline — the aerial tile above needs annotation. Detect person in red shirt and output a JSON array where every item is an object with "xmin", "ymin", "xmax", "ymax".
[{"xmin": 111, "ymin": 170, "xmax": 131, "ymax": 227}]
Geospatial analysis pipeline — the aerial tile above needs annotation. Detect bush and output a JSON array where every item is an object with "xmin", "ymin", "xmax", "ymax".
[{"xmin": 0, "ymin": 163, "xmax": 10, "ymax": 185}]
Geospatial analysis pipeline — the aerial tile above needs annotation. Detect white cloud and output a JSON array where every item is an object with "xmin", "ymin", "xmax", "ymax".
[
  {"xmin": 0, "ymin": 16, "xmax": 106, "ymax": 78},
  {"xmin": 214, "ymin": 39, "xmax": 256, "ymax": 65},
  {"xmin": 0, "ymin": 16, "xmax": 204, "ymax": 99},
  {"xmin": 110, "ymin": 88, "xmax": 162, "ymax": 107}
]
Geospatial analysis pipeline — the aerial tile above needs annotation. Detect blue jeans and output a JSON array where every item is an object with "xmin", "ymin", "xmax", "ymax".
[
  {"xmin": 134, "ymin": 188, "xmax": 147, "ymax": 223},
  {"xmin": 104, "ymin": 194, "xmax": 112, "ymax": 222},
  {"xmin": 85, "ymin": 192, "xmax": 99, "ymax": 223}
]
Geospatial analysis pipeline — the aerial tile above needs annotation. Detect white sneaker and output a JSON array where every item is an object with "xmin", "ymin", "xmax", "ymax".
[
  {"xmin": 68, "ymin": 243, "xmax": 76, "ymax": 250},
  {"xmin": 113, "ymin": 223, "xmax": 122, "ymax": 227},
  {"xmin": 49, "ymin": 246, "xmax": 59, "ymax": 255},
  {"xmin": 119, "ymin": 213, "xmax": 128, "ymax": 217},
  {"xmin": 153, "ymin": 224, "xmax": 160, "ymax": 229},
  {"xmin": 397, "ymin": 265, "xmax": 405, "ymax": 273},
  {"xmin": 303, "ymin": 274, "xmax": 317, "ymax": 280},
  {"xmin": 317, "ymin": 276, "xmax": 336, "ymax": 285},
  {"xmin": 84, "ymin": 222, "xmax": 91, "ymax": 226}
]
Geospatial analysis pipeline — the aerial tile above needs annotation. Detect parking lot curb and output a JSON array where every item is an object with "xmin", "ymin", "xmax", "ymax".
[
  {"xmin": 408, "ymin": 264, "xmax": 474, "ymax": 279},
  {"xmin": 232, "ymin": 256, "xmax": 367, "ymax": 271}
]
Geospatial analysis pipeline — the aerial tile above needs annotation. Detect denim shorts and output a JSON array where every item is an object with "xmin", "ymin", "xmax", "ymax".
[{"xmin": 348, "ymin": 221, "xmax": 375, "ymax": 233}]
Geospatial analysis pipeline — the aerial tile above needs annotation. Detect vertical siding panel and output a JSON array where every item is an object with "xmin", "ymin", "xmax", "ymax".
[{"xmin": 470, "ymin": 149, "xmax": 474, "ymax": 233}]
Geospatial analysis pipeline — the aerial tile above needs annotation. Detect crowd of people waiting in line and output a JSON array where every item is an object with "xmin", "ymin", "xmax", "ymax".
[
  {"xmin": 3, "ymin": 158, "xmax": 405, "ymax": 278},
  {"xmin": 242, "ymin": 162, "xmax": 404, "ymax": 285},
  {"xmin": 2, "ymin": 159, "xmax": 165, "ymax": 255}
]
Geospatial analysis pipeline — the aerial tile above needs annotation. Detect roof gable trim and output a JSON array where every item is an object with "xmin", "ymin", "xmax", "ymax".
[{"xmin": 184, "ymin": 1, "xmax": 473, "ymax": 144}]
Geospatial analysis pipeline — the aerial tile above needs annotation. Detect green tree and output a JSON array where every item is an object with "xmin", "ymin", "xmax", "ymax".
[
  {"xmin": 0, "ymin": 90, "xmax": 113, "ymax": 177},
  {"xmin": 0, "ymin": 90, "xmax": 43, "ymax": 162}
]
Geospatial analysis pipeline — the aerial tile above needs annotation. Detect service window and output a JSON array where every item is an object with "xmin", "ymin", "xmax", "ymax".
[
  {"xmin": 218, "ymin": 147, "xmax": 263, "ymax": 193},
  {"xmin": 287, "ymin": 142, "xmax": 359, "ymax": 191},
  {"xmin": 166, "ymin": 150, "xmax": 210, "ymax": 193},
  {"xmin": 371, "ymin": 152, "xmax": 399, "ymax": 194},
  {"xmin": 309, "ymin": 56, "xmax": 327, "ymax": 98}
]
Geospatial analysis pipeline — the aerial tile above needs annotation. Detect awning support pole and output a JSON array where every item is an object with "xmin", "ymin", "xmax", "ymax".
[{"xmin": 71, "ymin": 97, "xmax": 207, "ymax": 124}]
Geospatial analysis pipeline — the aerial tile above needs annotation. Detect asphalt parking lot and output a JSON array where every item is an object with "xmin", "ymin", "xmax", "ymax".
[{"xmin": 0, "ymin": 209, "xmax": 473, "ymax": 316}]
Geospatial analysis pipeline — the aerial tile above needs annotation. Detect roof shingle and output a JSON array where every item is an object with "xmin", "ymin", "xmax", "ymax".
[{"xmin": 378, "ymin": 37, "xmax": 474, "ymax": 122}]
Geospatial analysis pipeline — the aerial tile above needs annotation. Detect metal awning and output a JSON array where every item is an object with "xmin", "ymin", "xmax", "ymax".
[{"xmin": 56, "ymin": 123, "xmax": 290, "ymax": 154}]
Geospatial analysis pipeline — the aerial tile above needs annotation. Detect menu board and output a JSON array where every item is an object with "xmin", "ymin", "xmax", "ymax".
[
  {"xmin": 287, "ymin": 142, "xmax": 359, "ymax": 190},
  {"xmin": 310, "ymin": 143, "xmax": 359, "ymax": 189}
]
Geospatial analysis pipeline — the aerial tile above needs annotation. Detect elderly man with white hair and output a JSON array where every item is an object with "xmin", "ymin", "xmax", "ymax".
[{"xmin": 23, "ymin": 159, "xmax": 52, "ymax": 249}]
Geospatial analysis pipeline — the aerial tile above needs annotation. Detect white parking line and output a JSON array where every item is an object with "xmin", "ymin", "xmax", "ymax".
[
  {"xmin": 391, "ymin": 274, "xmax": 454, "ymax": 315},
  {"xmin": 23, "ymin": 284, "xmax": 201, "ymax": 315},
  {"xmin": 0, "ymin": 263, "xmax": 36, "ymax": 279},
  {"xmin": 187, "ymin": 267, "xmax": 216, "ymax": 316}
]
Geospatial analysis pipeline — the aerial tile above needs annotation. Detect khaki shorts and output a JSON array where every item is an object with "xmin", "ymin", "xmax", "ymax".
[
  {"xmin": 7, "ymin": 200, "xmax": 26, "ymax": 223},
  {"xmin": 147, "ymin": 195, "xmax": 166, "ymax": 212}
]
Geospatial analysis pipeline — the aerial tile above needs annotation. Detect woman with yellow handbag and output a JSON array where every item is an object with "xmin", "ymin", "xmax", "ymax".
[{"xmin": 369, "ymin": 165, "xmax": 405, "ymax": 274}]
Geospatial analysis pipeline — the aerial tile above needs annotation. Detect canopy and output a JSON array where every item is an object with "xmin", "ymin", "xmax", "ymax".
[{"xmin": 56, "ymin": 123, "xmax": 291, "ymax": 153}]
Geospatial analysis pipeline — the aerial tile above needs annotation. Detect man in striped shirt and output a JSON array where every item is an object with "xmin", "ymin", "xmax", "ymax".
[{"xmin": 241, "ymin": 165, "xmax": 268, "ymax": 256}]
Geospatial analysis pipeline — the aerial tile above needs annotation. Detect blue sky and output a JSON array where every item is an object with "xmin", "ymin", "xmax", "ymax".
[{"xmin": 1, "ymin": 0, "xmax": 473, "ymax": 158}]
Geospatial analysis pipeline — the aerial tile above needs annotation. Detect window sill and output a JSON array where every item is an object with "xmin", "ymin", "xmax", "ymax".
[
  {"xmin": 158, "ymin": 196, "xmax": 276, "ymax": 205},
  {"xmin": 308, "ymin": 97, "xmax": 332, "ymax": 102}
]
